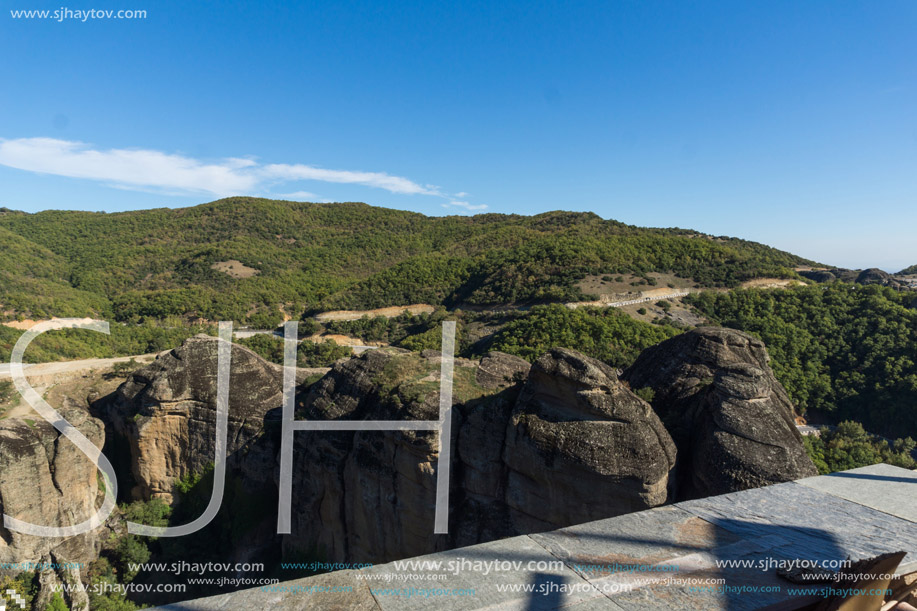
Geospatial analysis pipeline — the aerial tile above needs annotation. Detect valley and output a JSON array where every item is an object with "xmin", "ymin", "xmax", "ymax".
[{"xmin": 1, "ymin": 200, "xmax": 915, "ymax": 609}]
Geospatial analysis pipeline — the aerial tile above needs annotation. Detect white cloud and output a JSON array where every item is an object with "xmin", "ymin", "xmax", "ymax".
[
  {"xmin": 0, "ymin": 137, "xmax": 453, "ymax": 200},
  {"xmin": 262, "ymin": 164, "xmax": 441, "ymax": 196},
  {"xmin": 443, "ymin": 200, "xmax": 488, "ymax": 211},
  {"xmin": 0, "ymin": 137, "xmax": 258, "ymax": 196}
]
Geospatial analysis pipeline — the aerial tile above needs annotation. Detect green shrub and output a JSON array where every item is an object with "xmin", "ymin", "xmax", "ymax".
[{"xmin": 803, "ymin": 420, "xmax": 916, "ymax": 474}]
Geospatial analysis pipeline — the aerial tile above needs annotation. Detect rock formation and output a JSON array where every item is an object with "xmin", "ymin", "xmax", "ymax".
[
  {"xmin": 103, "ymin": 334, "xmax": 287, "ymax": 503},
  {"xmin": 285, "ymin": 346, "xmax": 677, "ymax": 562},
  {"xmin": 0, "ymin": 405, "xmax": 107, "ymax": 611},
  {"xmin": 856, "ymin": 267, "xmax": 896, "ymax": 286},
  {"xmin": 502, "ymin": 348, "xmax": 676, "ymax": 533},
  {"xmin": 801, "ymin": 267, "xmax": 906, "ymax": 288},
  {"xmin": 798, "ymin": 269, "xmax": 836, "ymax": 283},
  {"xmin": 72, "ymin": 328, "xmax": 814, "ymax": 577},
  {"xmin": 623, "ymin": 326, "xmax": 818, "ymax": 499}
]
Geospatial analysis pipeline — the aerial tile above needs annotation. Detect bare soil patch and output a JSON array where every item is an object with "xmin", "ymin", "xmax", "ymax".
[
  {"xmin": 740, "ymin": 278, "xmax": 804, "ymax": 289},
  {"xmin": 315, "ymin": 304, "xmax": 435, "ymax": 322},
  {"xmin": 576, "ymin": 273, "xmax": 697, "ymax": 300},
  {"xmin": 211, "ymin": 259, "xmax": 260, "ymax": 279}
]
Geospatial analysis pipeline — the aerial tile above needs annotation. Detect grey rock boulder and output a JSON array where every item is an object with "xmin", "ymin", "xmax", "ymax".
[
  {"xmin": 623, "ymin": 327, "xmax": 818, "ymax": 498},
  {"xmin": 503, "ymin": 348, "xmax": 677, "ymax": 532}
]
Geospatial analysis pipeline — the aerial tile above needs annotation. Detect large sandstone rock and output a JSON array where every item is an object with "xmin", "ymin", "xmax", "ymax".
[
  {"xmin": 0, "ymin": 405, "xmax": 105, "ymax": 610},
  {"xmin": 287, "ymin": 348, "xmax": 471, "ymax": 562},
  {"xmin": 105, "ymin": 335, "xmax": 285, "ymax": 502},
  {"xmin": 455, "ymin": 352, "xmax": 531, "ymax": 547},
  {"xmin": 0, "ymin": 407, "xmax": 105, "ymax": 565},
  {"xmin": 623, "ymin": 327, "xmax": 818, "ymax": 499}
]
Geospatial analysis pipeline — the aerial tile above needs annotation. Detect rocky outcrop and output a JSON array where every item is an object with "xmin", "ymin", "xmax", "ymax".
[
  {"xmin": 288, "ymin": 348, "xmax": 450, "ymax": 561},
  {"xmin": 502, "ymin": 349, "xmax": 676, "ymax": 532},
  {"xmin": 104, "ymin": 335, "xmax": 286, "ymax": 503},
  {"xmin": 802, "ymin": 267, "xmax": 906, "ymax": 288},
  {"xmin": 285, "ymin": 347, "xmax": 676, "ymax": 562},
  {"xmin": 798, "ymin": 269, "xmax": 836, "ymax": 283},
  {"xmin": 97, "ymin": 328, "xmax": 814, "ymax": 571},
  {"xmin": 856, "ymin": 267, "xmax": 895, "ymax": 286},
  {"xmin": 623, "ymin": 327, "xmax": 817, "ymax": 499},
  {"xmin": 0, "ymin": 405, "xmax": 106, "ymax": 610}
]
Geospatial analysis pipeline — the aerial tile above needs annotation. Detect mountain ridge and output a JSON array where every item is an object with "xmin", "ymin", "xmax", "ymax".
[
  {"xmin": 0, "ymin": 197, "xmax": 814, "ymax": 325},
  {"xmin": 0, "ymin": 198, "xmax": 811, "ymax": 324}
]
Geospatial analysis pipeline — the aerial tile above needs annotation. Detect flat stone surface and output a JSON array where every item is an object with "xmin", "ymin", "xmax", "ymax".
[
  {"xmin": 796, "ymin": 463, "xmax": 917, "ymax": 522},
  {"xmin": 530, "ymin": 505, "xmax": 744, "ymax": 579},
  {"xmin": 677, "ymin": 480, "xmax": 917, "ymax": 572},
  {"xmin": 532, "ymin": 506, "xmax": 806, "ymax": 610},
  {"xmin": 360, "ymin": 535, "xmax": 602, "ymax": 611},
  {"xmin": 154, "ymin": 466, "xmax": 917, "ymax": 610},
  {"xmin": 153, "ymin": 569, "xmax": 380, "ymax": 610}
]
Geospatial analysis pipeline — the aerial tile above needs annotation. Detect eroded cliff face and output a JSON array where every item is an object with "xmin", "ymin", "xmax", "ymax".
[
  {"xmin": 103, "ymin": 335, "xmax": 286, "ymax": 503},
  {"xmin": 0, "ymin": 405, "xmax": 107, "ymax": 611},
  {"xmin": 284, "ymin": 347, "xmax": 677, "ymax": 562},
  {"xmin": 97, "ymin": 328, "xmax": 815, "ymax": 568},
  {"xmin": 623, "ymin": 326, "xmax": 818, "ymax": 498}
]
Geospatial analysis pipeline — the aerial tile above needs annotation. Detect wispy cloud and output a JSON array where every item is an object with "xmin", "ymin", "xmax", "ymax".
[
  {"xmin": 275, "ymin": 190, "xmax": 318, "ymax": 201},
  {"xmin": 443, "ymin": 200, "xmax": 488, "ymax": 211},
  {"xmin": 263, "ymin": 164, "xmax": 442, "ymax": 196},
  {"xmin": 0, "ymin": 137, "xmax": 453, "ymax": 199}
]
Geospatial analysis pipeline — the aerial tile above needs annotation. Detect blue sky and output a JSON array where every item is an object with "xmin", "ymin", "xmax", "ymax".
[{"xmin": 1, "ymin": 1, "xmax": 915, "ymax": 270}]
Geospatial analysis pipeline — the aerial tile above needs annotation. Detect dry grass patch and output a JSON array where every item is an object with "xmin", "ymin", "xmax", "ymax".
[{"xmin": 211, "ymin": 260, "xmax": 260, "ymax": 279}]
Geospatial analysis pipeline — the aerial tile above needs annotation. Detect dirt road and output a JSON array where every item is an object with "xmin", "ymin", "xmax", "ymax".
[{"xmin": 0, "ymin": 354, "xmax": 160, "ymax": 380}]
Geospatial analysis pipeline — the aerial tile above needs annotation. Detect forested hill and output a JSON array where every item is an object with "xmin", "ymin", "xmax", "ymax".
[
  {"xmin": 900, "ymin": 264, "xmax": 917, "ymax": 275},
  {"xmin": 0, "ymin": 197, "xmax": 812, "ymax": 325}
]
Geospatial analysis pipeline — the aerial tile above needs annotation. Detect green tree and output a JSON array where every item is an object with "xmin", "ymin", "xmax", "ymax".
[
  {"xmin": 114, "ymin": 535, "xmax": 150, "ymax": 583},
  {"xmin": 490, "ymin": 304, "xmax": 680, "ymax": 367},
  {"xmin": 802, "ymin": 420, "xmax": 916, "ymax": 474},
  {"xmin": 47, "ymin": 592, "xmax": 69, "ymax": 611}
]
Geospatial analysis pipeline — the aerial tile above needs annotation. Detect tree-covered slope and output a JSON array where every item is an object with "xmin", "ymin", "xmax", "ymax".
[
  {"xmin": 899, "ymin": 264, "xmax": 917, "ymax": 275},
  {"xmin": 0, "ymin": 224, "xmax": 109, "ymax": 318},
  {"xmin": 0, "ymin": 197, "xmax": 813, "ymax": 324}
]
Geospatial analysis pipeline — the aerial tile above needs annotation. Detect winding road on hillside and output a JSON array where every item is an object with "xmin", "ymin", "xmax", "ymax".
[{"xmin": 565, "ymin": 290, "xmax": 693, "ymax": 309}]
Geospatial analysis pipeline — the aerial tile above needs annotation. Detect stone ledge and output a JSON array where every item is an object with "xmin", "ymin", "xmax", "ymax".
[{"xmin": 153, "ymin": 465, "xmax": 917, "ymax": 610}]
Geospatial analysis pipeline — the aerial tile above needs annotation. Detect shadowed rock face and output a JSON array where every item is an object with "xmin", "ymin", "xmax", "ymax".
[
  {"xmin": 623, "ymin": 327, "xmax": 817, "ymax": 499},
  {"xmin": 798, "ymin": 269, "xmax": 836, "ymax": 283},
  {"xmin": 287, "ymin": 349, "xmax": 532, "ymax": 562},
  {"xmin": 286, "ymin": 347, "xmax": 676, "ymax": 562}
]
